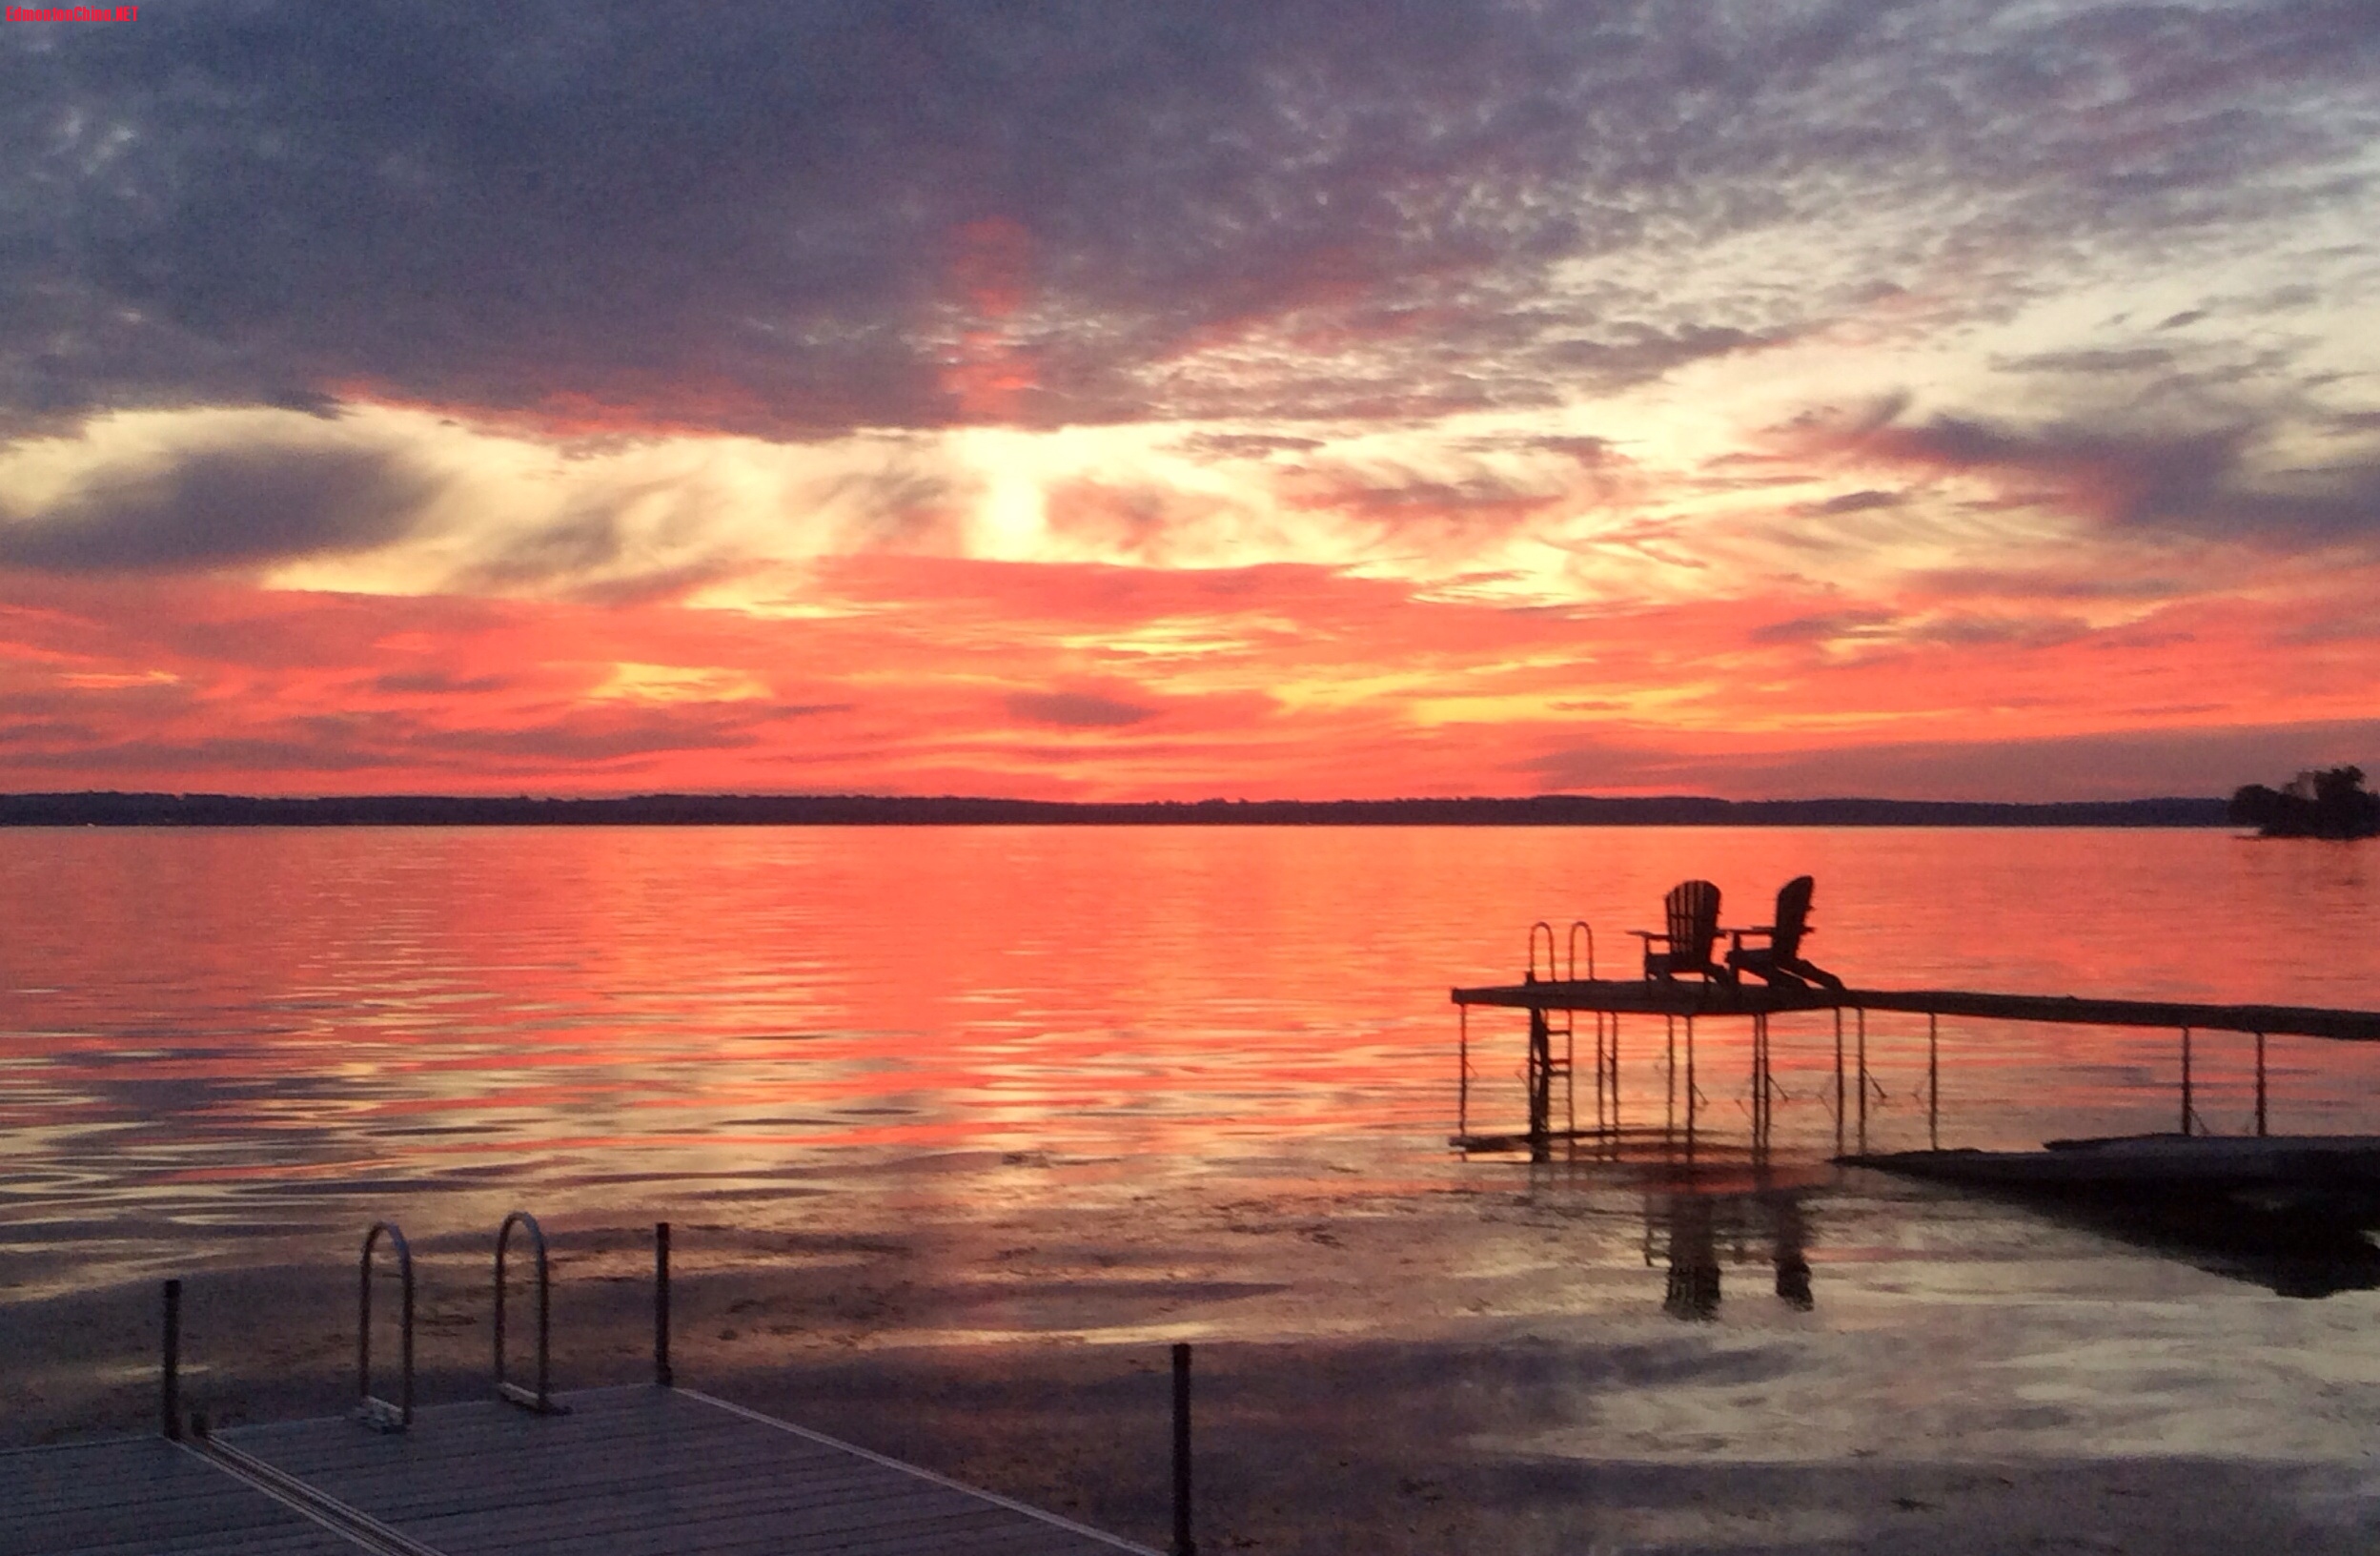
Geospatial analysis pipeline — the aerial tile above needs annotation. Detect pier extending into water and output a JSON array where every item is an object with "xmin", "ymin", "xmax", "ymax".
[
  {"xmin": 1451, "ymin": 925, "xmax": 2380, "ymax": 1159},
  {"xmin": 2, "ymin": 1219, "xmax": 1190, "ymax": 1556}
]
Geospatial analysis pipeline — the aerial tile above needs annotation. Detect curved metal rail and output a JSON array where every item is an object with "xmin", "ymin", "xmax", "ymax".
[
  {"xmin": 495, "ymin": 1210, "xmax": 569, "ymax": 1415},
  {"xmin": 357, "ymin": 1221, "xmax": 414, "ymax": 1432},
  {"xmin": 1567, "ymin": 920, "xmax": 1596, "ymax": 981},
  {"xmin": 1526, "ymin": 920, "xmax": 1556, "ymax": 983}
]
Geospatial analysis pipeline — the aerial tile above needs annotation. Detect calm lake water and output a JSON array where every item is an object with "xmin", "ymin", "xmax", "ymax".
[
  {"xmin": 15, "ymin": 821, "xmax": 2380, "ymax": 1516},
  {"xmin": 14, "ymin": 824, "xmax": 2380, "ymax": 1543},
  {"xmin": 6, "ymin": 824, "xmax": 2378, "ymax": 1298}
]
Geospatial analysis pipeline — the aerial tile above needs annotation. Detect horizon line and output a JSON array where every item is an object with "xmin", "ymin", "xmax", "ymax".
[{"xmin": 0, "ymin": 790, "xmax": 2238, "ymax": 828}]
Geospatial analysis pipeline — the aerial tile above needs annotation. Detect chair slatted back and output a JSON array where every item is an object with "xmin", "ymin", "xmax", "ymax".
[
  {"xmin": 1770, "ymin": 875, "xmax": 1815, "ymax": 959},
  {"xmin": 1666, "ymin": 880, "xmax": 1720, "ymax": 962}
]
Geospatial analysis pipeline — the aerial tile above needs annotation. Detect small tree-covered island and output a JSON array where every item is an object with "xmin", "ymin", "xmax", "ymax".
[{"xmin": 2229, "ymin": 767, "xmax": 2380, "ymax": 839}]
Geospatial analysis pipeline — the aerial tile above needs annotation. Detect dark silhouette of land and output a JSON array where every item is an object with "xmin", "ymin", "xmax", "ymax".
[
  {"xmin": 2228, "ymin": 767, "xmax": 2380, "ymax": 839},
  {"xmin": 0, "ymin": 790, "xmax": 2229, "ymax": 828}
]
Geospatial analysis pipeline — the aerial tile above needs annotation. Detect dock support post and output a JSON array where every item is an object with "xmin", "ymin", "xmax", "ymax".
[
  {"xmin": 655, "ymin": 1221, "xmax": 674, "ymax": 1387},
  {"xmin": 1664, "ymin": 1016, "xmax": 1677, "ymax": 1145},
  {"xmin": 1750, "ymin": 1013, "xmax": 1770, "ymax": 1154},
  {"xmin": 2255, "ymin": 1033, "xmax": 2268, "ymax": 1137},
  {"xmin": 1833, "ymin": 1009, "xmax": 1845, "ymax": 1157},
  {"xmin": 1684, "ymin": 1016, "xmax": 1699, "ymax": 1152},
  {"xmin": 1171, "ymin": 1342, "xmax": 1195, "ymax": 1556},
  {"xmin": 1526, "ymin": 1007, "xmax": 1553, "ymax": 1161},
  {"xmin": 1928, "ymin": 1013, "xmax": 1940, "ymax": 1152},
  {"xmin": 161, "ymin": 1279, "xmax": 181, "ymax": 1441},
  {"xmin": 1855, "ymin": 1009, "xmax": 1868, "ymax": 1155},
  {"xmin": 2181, "ymin": 1027, "xmax": 2193, "ymax": 1136},
  {"xmin": 1456, "ymin": 1007, "xmax": 1469, "ymax": 1145},
  {"xmin": 1564, "ymin": 1016, "xmax": 1576, "ymax": 1141},
  {"xmin": 1594, "ymin": 1013, "xmax": 1607, "ymax": 1138},
  {"xmin": 1609, "ymin": 1015, "xmax": 1621, "ymax": 1151}
]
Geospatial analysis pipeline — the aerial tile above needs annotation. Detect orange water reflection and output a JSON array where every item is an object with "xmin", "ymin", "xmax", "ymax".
[{"xmin": 3, "ymin": 826, "xmax": 2377, "ymax": 1282}]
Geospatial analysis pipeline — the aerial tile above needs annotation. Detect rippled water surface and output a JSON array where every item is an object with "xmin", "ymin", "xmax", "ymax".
[
  {"xmin": 14, "ymin": 822, "xmax": 2380, "ymax": 1516},
  {"xmin": 7, "ymin": 825, "xmax": 2378, "ymax": 1292}
]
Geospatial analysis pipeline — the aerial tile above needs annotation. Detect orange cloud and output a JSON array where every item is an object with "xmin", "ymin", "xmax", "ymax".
[{"xmin": 6, "ymin": 545, "xmax": 2376, "ymax": 802}]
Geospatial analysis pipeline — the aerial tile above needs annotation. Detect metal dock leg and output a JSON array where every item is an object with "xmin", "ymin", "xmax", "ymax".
[
  {"xmin": 161, "ymin": 1278, "xmax": 181, "ymax": 1441},
  {"xmin": 1171, "ymin": 1342, "xmax": 1195, "ymax": 1556},
  {"xmin": 655, "ymin": 1220, "xmax": 674, "ymax": 1386}
]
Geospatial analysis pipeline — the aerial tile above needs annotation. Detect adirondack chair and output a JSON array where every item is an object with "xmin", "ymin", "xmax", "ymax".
[
  {"xmin": 1725, "ymin": 875, "xmax": 1844, "ymax": 991},
  {"xmin": 1632, "ymin": 879, "xmax": 1730, "ymax": 983}
]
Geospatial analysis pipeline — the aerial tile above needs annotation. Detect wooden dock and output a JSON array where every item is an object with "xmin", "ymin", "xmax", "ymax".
[
  {"xmin": 2, "ymin": 1387, "xmax": 1157, "ymax": 1556},
  {"xmin": 1451, "ymin": 976, "xmax": 2380, "ymax": 1041},
  {"xmin": 1449, "ymin": 972, "xmax": 2380, "ymax": 1157},
  {"xmin": 1, "ymin": 1436, "xmax": 363, "ymax": 1556}
]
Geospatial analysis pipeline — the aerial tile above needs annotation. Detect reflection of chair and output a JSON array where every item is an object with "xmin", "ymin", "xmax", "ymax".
[
  {"xmin": 1769, "ymin": 1194, "xmax": 1813, "ymax": 1311},
  {"xmin": 1632, "ymin": 880, "xmax": 1729, "ymax": 983},
  {"xmin": 1725, "ymin": 875, "xmax": 1843, "ymax": 991},
  {"xmin": 1661, "ymin": 1197, "xmax": 1721, "ymax": 1321}
]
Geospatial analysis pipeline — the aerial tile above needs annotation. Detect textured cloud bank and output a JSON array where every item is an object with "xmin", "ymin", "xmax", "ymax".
[{"xmin": 1, "ymin": 2, "xmax": 2376, "ymax": 797}]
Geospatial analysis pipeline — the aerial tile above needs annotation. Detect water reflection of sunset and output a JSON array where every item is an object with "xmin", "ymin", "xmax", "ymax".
[{"xmin": 5, "ymin": 825, "xmax": 2378, "ymax": 1294}]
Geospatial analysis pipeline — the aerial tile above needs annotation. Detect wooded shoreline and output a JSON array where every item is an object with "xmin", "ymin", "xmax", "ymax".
[{"xmin": 0, "ymin": 791, "xmax": 2231, "ymax": 828}]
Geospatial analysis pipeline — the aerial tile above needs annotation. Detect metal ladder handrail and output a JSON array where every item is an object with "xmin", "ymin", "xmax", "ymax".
[
  {"xmin": 495, "ymin": 1210, "xmax": 569, "ymax": 1415},
  {"xmin": 1526, "ymin": 920, "xmax": 1556, "ymax": 983},
  {"xmin": 357, "ymin": 1222, "xmax": 413, "ymax": 1432},
  {"xmin": 1567, "ymin": 920, "xmax": 1596, "ymax": 981}
]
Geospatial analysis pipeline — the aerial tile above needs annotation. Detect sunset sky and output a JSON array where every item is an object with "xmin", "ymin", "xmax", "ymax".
[{"xmin": 4, "ymin": 1, "xmax": 2377, "ymax": 801}]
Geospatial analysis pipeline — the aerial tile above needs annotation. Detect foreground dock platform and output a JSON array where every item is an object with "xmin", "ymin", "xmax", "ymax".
[
  {"xmin": 0, "ymin": 1436, "xmax": 364, "ymax": 1556},
  {"xmin": 5, "ymin": 1386, "xmax": 1155, "ymax": 1556}
]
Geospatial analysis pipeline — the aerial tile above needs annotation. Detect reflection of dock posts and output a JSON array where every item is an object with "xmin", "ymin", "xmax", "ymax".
[
  {"xmin": 2256, "ymin": 1031, "xmax": 2268, "ymax": 1136},
  {"xmin": 1927, "ymin": 1013, "xmax": 1940, "ymax": 1151},
  {"xmin": 1832, "ymin": 1009, "xmax": 1846, "ymax": 1157},
  {"xmin": 1527, "ymin": 1005, "xmax": 1554, "ymax": 1161}
]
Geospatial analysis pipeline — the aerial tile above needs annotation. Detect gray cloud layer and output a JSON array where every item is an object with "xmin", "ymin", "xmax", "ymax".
[
  {"xmin": 0, "ymin": 442, "xmax": 432, "ymax": 571},
  {"xmin": 5, "ymin": 1, "xmax": 2375, "ymax": 434}
]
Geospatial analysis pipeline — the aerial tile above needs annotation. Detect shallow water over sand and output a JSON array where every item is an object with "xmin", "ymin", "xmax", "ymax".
[{"xmin": 7, "ymin": 827, "xmax": 2380, "ymax": 1546}]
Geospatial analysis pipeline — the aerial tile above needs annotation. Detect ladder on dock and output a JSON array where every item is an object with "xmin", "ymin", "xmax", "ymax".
[{"xmin": 3, "ymin": 1220, "xmax": 1180, "ymax": 1556}]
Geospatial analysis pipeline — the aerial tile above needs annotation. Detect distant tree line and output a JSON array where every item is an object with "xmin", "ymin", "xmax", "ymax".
[
  {"xmin": 0, "ymin": 790, "xmax": 2231, "ymax": 828},
  {"xmin": 2228, "ymin": 767, "xmax": 2380, "ymax": 839}
]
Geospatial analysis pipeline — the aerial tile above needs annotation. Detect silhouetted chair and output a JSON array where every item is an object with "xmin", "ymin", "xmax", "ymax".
[
  {"xmin": 1632, "ymin": 880, "xmax": 1729, "ymax": 983},
  {"xmin": 1725, "ymin": 875, "xmax": 1844, "ymax": 991}
]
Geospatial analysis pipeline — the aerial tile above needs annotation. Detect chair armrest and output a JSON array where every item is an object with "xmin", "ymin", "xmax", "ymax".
[{"xmin": 1627, "ymin": 930, "xmax": 1667, "ymax": 944}]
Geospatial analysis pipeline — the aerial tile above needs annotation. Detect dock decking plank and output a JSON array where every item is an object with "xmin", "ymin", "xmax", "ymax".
[
  {"xmin": 221, "ymin": 1384, "xmax": 1154, "ymax": 1556},
  {"xmin": 0, "ymin": 1438, "xmax": 369, "ymax": 1556}
]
